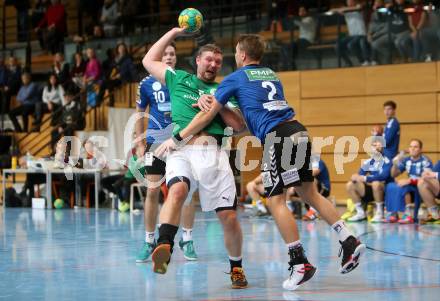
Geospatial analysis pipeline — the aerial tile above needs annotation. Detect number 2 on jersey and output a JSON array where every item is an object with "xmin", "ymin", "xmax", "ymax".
[{"xmin": 262, "ymin": 81, "xmax": 276, "ymax": 100}]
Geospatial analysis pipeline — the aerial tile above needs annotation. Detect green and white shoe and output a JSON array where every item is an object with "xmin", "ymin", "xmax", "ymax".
[
  {"xmin": 136, "ymin": 241, "xmax": 156, "ymax": 263},
  {"xmin": 178, "ymin": 239, "xmax": 198, "ymax": 261}
]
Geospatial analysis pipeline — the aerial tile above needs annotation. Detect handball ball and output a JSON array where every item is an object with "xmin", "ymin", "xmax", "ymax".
[
  {"xmin": 178, "ymin": 8, "xmax": 203, "ymax": 33},
  {"xmin": 372, "ymin": 125, "xmax": 384, "ymax": 136},
  {"xmin": 54, "ymin": 198, "xmax": 64, "ymax": 209}
]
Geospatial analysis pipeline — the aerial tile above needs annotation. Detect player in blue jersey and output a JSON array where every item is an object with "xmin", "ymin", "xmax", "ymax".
[
  {"xmin": 302, "ymin": 156, "xmax": 332, "ymax": 221},
  {"xmin": 420, "ymin": 160, "xmax": 440, "ymax": 223},
  {"xmin": 390, "ymin": 139, "xmax": 433, "ymax": 224},
  {"xmin": 156, "ymin": 34, "xmax": 366, "ymax": 291},
  {"xmin": 382, "ymin": 100, "xmax": 400, "ymax": 160},
  {"xmin": 135, "ymin": 43, "xmax": 198, "ymax": 263},
  {"xmin": 346, "ymin": 139, "xmax": 393, "ymax": 223}
]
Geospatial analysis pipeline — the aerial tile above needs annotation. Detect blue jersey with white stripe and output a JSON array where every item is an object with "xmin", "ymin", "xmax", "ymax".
[
  {"xmin": 359, "ymin": 156, "xmax": 393, "ymax": 183},
  {"xmin": 214, "ymin": 65, "xmax": 295, "ymax": 141},
  {"xmin": 383, "ymin": 117, "xmax": 400, "ymax": 159},
  {"xmin": 398, "ymin": 155, "xmax": 433, "ymax": 178},
  {"xmin": 136, "ymin": 76, "xmax": 173, "ymax": 144}
]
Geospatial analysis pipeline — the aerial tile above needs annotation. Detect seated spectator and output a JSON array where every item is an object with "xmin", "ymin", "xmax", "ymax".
[
  {"xmin": 50, "ymin": 87, "xmax": 84, "ymax": 153},
  {"xmin": 83, "ymin": 48, "xmax": 102, "ymax": 87},
  {"xmin": 369, "ymin": 0, "xmax": 389, "ymax": 64},
  {"xmin": 9, "ymin": 72, "xmax": 41, "ymax": 132},
  {"xmin": 345, "ymin": 139, "xmax": 393, "ymax": 222},
  {"xmin": 35, "ymin": 0, "xmax": 66, "ymax": 54},
  {"xmin": 386, "ymin": 139, "xmax": 433, "ymax": 224},
  {"xmin": 31, "ymin": 0, "xmax": 50, "ymax": 50},
  {"xmin": 118, "ymin": 0, "xmax": 141, "ymax": 35},
  {"xmin": 70, "ymin": 52, "xmax": 87, "ymax": 89},
  {"xmin": 420, "ymin": 3, "xmax": 440, "ymax": 61},
  {"xmin": 245, "ymin": 174, "xmax": 269, "ymax": 216},
  {"xmin": 100, "ymin": 0, "xmax": 119, "ymax": 37},
  {"xmin": 281, "ymin": 5, "xmax": 317, "ymax": 70},
  {"xmin": 303, "ymin": 156, "xmax": 332, "ymax": 221},
  {"xmin": 1, "ymin": 57, "xmax": 22, "ymax": 116},
  {"xmin": 52, "ymin": 52, "xmax": 70, "ymax": 86},
  {"xmin": 418, "ymin": 161, "xmax": 440, "ymax": 223},
  {"xmin": 34, "ymin": 74, "xmax": 65, "ymax": 130},
  {"xmin": 333, "ymin": 0, "xmax": 371, "ymax": 66},
  {"xmin": 72, "ymin": 24, "xmax": 105, "ymax": 49},
  {"xmin": 97, "ymin": 42, "xmax": 136, "ymax": 104},
  {"xmin": 386, "ymin": 0, "xmax": 412, "ymax": 63},
  {"xmin": 408, "ymin": 0, "xmax": 427, "ymax": 61}
]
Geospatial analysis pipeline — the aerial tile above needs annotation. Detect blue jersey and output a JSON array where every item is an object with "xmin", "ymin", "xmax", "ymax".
[
  {"xmin": 432, "ymin": 160, "xmax": 440, "ymax": 179},
  {"xmin": 398, "ymin": 155, "xmax": 433, "ymax": 178},
  {"xmin": 312, "ymin": 159, "xmax": 331, "ymax": 191},
  {"xmin": 215, "ymin": 65, "xmax": 295, "ymax": 141},
  {"xmin": 359, "ymin": 156, "xmax": 393, "ymax": 183},
  {"xmin": 136, "ymin": 76, "xmax": 173, "ymax": 144},
  {"xmin": 383, "ymin": 117, "xmax": 400, "ymax": 159}
]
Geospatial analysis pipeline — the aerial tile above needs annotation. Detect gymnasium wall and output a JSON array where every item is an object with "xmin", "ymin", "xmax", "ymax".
[{"xmin": 236, "ymin": 62, "xmax": 440, "ymax": 202}]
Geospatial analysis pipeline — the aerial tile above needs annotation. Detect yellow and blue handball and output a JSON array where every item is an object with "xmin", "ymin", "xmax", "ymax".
[
  {"xmin": 54, "ymin": 198, "xmax": 64, "ymax": 209},
  {"xmin": 178, "ymin": 8, "xmax": 203, "ymax": 33}
]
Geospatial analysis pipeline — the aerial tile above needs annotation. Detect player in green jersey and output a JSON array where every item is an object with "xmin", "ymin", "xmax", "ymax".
[{"xmin": 142, "ymin": 27, "xmax": 248, "ymax": 289}]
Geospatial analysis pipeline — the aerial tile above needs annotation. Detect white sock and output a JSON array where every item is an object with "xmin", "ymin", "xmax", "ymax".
[
  {"xmin": 286, "ymin": 240, "xmax": 302, "ymax": 249},
  {"xmin": 405, "ymin": 205, "xmax": 412, "ymax": 216},
  {"xmin": 145, "ymin": 231, "xmax": 155, "ymax": 244},
  {"xmin": 256, "ymin": 199, "xmax": 268, "ymax": 213},
  {"xmin": 229, "ymin": 255, "xmax": 242, "ymax": 261},
  {"xmin": 332, "ymin": 220, "xmax": 352, "ymax": 242},
  {"xmin": 375, "ymin": 202, "xmax": 383, "ymax": 214},
  {"xmin": 182, "ymin": 228, "xmax": 193, "ymax": 242},
  {"xmin": 355, "ymin": 202, "xmax": 364, "ymax": 214}
]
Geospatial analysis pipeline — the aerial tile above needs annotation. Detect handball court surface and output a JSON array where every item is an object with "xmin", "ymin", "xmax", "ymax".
[{"xmin": 1, "ymin": 208, "xmax": 439, "ymax": 301}]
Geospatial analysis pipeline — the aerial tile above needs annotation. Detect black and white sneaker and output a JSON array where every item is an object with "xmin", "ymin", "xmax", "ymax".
[
  {"xmin": 282, "ymin": 246, "xmax": 316, "ymax": 291},
  {"xmin": 339, "ymin": 236, "xmax": 366, "ymax": 274}
]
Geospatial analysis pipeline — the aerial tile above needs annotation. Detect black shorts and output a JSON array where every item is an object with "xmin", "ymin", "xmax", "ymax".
[
  {"xmin": 360, "ymin": 183, "xmax": 374, "ymax": 205},
  {"xmin": 317, "ymin": 181, "xmax": 331, "ymax": 198},
  {"xmin": 144, "ymin": 143, "xmax": 166, "ymax": 175},
  {"xmin": 261, "ymin": 120, "xmax": 313, "ymax": 197}
]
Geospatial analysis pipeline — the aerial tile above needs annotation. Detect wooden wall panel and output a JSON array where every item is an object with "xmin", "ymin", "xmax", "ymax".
[
  {"xmin": 279, "ymin": 71, "xmax": 301, "ymax": 117},
  {"xmin": 365, "ymin": 93, "xmax": 437, "ymax": 124},
  {"xmin": 300, "ymin": 68, "xmax": 366, "ymax": 98},
  {"xmin": 400, "ymin": 123, "xmax": 438, "ymax": 153},
  {"xmin": 301, "ymin": 97, "xmax": 366, "ymax": 125},
  {"xmin": 320, "ymin": 153, "xmax": 369, "ymax": 183},
  {"xmin": 365, "ymin": 63, "xmax": 438, "ymax": 95}
]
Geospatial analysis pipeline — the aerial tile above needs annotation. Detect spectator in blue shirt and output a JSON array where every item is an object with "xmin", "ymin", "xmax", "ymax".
[
  {"xmin": 388, "ymin": 139, "xmax": 433, "ymax": 224},
  {"xmin": 419, "ymin": 160, "xmax": 440, "ymax": 223},
  {"xmin": 382, "ymin": 100, "xmax": 400, "ymax": 160},
  {"xmin": 2, "ymin": 57, "xmax": 22, "ymax": 117},
  {"xmin": 346, "ymin": 138, "xmax": 393, "ymax": 222},
  {"xmin": 8, "ymin": 72, "xmax": 41, "ymax": 132}
]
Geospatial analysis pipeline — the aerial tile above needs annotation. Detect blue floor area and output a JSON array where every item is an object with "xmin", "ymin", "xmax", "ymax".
[{"xmin": 1, "ymin": 208, "xmax": 439, "ymax": 301}]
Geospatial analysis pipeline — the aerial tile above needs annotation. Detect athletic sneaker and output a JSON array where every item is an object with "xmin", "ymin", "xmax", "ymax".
[
  {"xmin": 384, "ymin": 212, "xmax": 398, "ymax": 223},
  {"xmin": 398, "ymin": 214, "xmax": 414, "ymax": 224},
  {"xmin": 151, "ymin": 244, "xmax": 171, "ymax": 274},
  {"xmin": 136, "ymin": 241, "xmax": 155, "ymax": 263},
  {"xmin": 282, "ymin": 247, "xmax": 316, "ymax": 291},
  {"xmin": 341, "ymin": 199, "xmax": 355, "ymax": 220},
  {"xmin": 230, "ymin": 267, "xmax": 248, "ymax": 289},
  {"xmin": 347, "ymin": 211, "xmax": 366, "ymax": 222},
  {"xmin": 118, "ymin": 201, "xmax": 130, "ymax": 212},
  {"xmin": 339, "ymin": 236, "xmax": 366, "ymax": 274},
  {"xmin": 370, "ymin": 212, "xmax": 383, "ymax": 223},
  {"xmin": 302, "ymin": 209, "xmax": 318, "ymax": 221},
  {"xmin": 420, "ymin": 214, "xmax": 440, "ymax": 224},
  {"xmin": 178, "ymin": 239, "xmax": 198, "ymax": 261}
]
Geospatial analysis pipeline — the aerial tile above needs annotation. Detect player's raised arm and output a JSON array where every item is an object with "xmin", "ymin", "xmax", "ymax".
[{"xmin": 142, "ymin": 27, "xmax": 185, "ymax": 84}]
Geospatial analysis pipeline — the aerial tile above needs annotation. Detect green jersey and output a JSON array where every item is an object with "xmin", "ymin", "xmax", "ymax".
[{"xmin": 165, "ymin": 68, "xmax": 229, "ymax": 136}]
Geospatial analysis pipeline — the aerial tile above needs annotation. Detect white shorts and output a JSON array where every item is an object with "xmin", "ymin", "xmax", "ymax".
[{"xmin": 165, "ymin": 145, "xmax": 237, "ymax": 212}]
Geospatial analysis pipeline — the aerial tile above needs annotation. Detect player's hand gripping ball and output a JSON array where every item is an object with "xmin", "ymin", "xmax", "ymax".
[{"xmin": 178, "ymin": 8, "xmax": 203, "ymax": 33}]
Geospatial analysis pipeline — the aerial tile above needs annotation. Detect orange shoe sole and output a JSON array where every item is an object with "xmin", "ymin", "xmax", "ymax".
[{"xmin": 151, "ymin": 244, "xmax": 171, "ymax": 274}]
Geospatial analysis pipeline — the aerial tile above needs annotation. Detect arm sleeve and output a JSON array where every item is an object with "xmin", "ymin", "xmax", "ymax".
[
  {"xmin": 42, "ymin": 87, "xmax": 49, "ymax": 104},
  {"xmin": 215, "ymin": 75, "xmax": 238, "ymax": 106},
  {"xmin": 358, "ymin": 167, "xmax": 367, "ymax": 176},
  {"xmin": 366, "ymin": 162, "xmax": 392, "ymax": 183},
  {"xmin": 397, "ymin": 158, "xmax": 406, "ymax": 173},
  {"xmin": 164, "ymin": 67, "xmax": 179, "ymax": 92}
]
